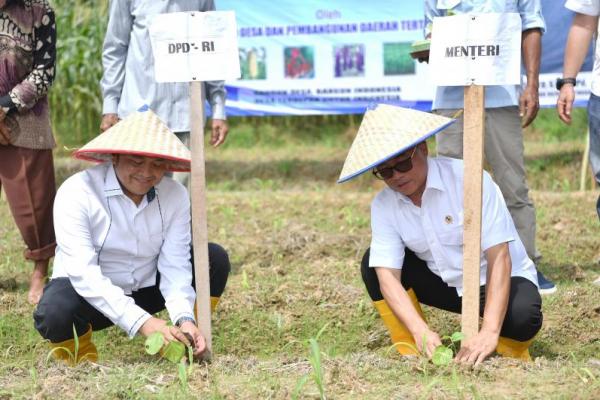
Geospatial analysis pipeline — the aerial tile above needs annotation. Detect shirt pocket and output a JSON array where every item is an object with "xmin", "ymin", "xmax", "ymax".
[
  {"xmin": 139, "ymin": 231, "xmax": 164, "ymax": 256},
  {"xmin": 489, "ymin": 0, "xmax": 519, "ymax": 13},
  {"xmin": 437, "ymin": 225, "xmax": 464, "ymax": 246}
]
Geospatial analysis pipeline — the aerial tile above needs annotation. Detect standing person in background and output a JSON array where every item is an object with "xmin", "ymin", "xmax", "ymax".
[
  {"xmin": 424, "ymin": 0, "xmax": 557, "ymax": 294},
  {"xmin": 556, "ymin": 0, "xmax": 600, "ymax": 220},
  {"xmin": 0, "ymin": 0, "xmax": 57, "ymax": 304},
  {"xmin": 100, "ymin": 0, "xmax": 229, "ymax": 186}
]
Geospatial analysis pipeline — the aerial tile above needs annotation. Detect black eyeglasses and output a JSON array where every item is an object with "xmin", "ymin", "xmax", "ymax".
[{"xmin": 372, "ymin": 147, "xmax": 417, "ymax": 180}]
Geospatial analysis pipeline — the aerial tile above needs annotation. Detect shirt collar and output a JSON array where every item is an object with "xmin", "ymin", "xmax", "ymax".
[
  {"xmin": 104, "ymin": 163, "xmax": 157, "ymax": 203},
  {"xmin": 394, "ymin": 157, "xmax": 445, "ymax": 204},
  {"xmin": 104, "ymin": 164, "xmax": 124, "ymax": 198},
  {"xmin": 425, "ymin": 157, "xmax": 445, "ymax": 193}
]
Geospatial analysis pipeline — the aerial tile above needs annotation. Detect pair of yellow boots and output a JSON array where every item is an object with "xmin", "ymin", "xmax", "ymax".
[
  {"xmin": 49, "ymin": 297, "xmax": 221, "ymax": 365},
  {"xmin": 373, "ymin": 289, "xmax": 533, "ymax": 361}
]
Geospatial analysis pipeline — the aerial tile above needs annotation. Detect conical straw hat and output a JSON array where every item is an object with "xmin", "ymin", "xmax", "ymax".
[
  {"xmin": 74, "ymin": 109, "xmax": 191, "ymax": 172},
  {"xmin": 338, "ymin": 104, "xmax": 455, "ymax": 183}
]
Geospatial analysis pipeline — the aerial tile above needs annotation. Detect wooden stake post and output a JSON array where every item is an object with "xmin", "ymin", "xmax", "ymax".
[
  {"xmin": 428, "ymin": 12, "xmax": 521, "ymax": 343},
  {"xmin": 461, "ymin": 85, "xmax": 485, "ymax": 340},
  {"xmin": 189, "ymin": 81, "xmax": 212, "ymax": 358},
  {"xmin": 149, "ymin": 10, "xmax": 240, "ymax": 361}
]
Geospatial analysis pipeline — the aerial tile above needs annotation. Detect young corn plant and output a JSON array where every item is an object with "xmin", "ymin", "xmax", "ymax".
[{"xmin": 293, "ymin": 324, "xmax": 329, "ymax": 400}]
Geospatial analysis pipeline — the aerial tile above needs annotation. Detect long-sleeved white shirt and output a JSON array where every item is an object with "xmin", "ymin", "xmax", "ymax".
[
  {"xmin": 369, "ymin": 157, "xmax": 538, "ymax": 296},
  {"xmin": 101, "ymin": 0, "xmax": 226, "ymax": 130},
  {"xmin": 52, "ymin": 163, "xmax": 196, "ymax": 337}
]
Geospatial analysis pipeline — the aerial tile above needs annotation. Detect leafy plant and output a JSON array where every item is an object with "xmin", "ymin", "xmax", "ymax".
[
  {"xmin": 432, "ymin": 331, "xmax": 465, "ymax": 366},
  {"xmin": 144, "ymin": 332, "xmax": 187, "ymax": 363},
  {"xmin": 145, "ymin": 331, "xmax": 195, "ymax": 391}
]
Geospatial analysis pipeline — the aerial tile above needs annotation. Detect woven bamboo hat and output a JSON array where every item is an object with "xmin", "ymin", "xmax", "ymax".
[
  {"xmin": 338, "ymin": 104, "xmax": 455, "ymax": 183},
  {"xmin": 74, "ymin": 108, "xmax": 191, "ymax": 172}
]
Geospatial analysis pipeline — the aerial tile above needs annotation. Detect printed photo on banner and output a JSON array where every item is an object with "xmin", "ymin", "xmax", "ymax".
[
  {"xmin": 284, "ymin": 46, "xmax": 315, "ymax": 79},
  {"xmin": 240, "ymin": 47, "xmax": 267, "ymax": 80},
  {"xmin": 334, "ymin": 44, "xmax": 365, "ymax": 78},
  {"xmin": 383, "ymin": 42, "xmax": 415, "ymax": 76}
]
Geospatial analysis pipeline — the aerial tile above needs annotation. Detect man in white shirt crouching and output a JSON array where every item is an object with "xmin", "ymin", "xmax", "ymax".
[
  {"xmin": 338, "ymin": 105, "xmax": 542, "ymax": 366},
  {"xmin": 34, "ymin": 109, "xmax": 229, "ymax": 364}
]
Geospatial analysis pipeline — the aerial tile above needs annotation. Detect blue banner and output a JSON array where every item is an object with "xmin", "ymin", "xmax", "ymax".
[{"xmin": 218, "ymin": 1, "xmax": 594, "ymax": 116}]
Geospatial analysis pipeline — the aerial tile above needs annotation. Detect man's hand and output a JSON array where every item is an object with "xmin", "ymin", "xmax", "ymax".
[
  {"xmin": 519, "ymin": 84, "xmax": 539, "ymax": 128},
  {"xmin": 412, "ymin": 327, "xmax": 442, "ymax": 358},
  {"xmin": 138, "ymin": 317, "xmax": 192, "ymax": 347},
  {"xmin": 454, "ymin": 329, "xmax": 499, "ymax": 367},
  {"xmin": 556, "ymin": 84, "xmax": 575, "ymax": 124},
  {"xmin": 100, "ymin": 113, "xmax": 120, "ymax": 133},
  {"xmin": 178, "ymin": 321, "xmax": 207, "ymax": 358},
  {"xmin": 0, "ymin": 120, "xmax": 11, "ymax": 145},
  {"xmin": 210, "ymin": 118, "xmax": 228, "ymax": 147}
]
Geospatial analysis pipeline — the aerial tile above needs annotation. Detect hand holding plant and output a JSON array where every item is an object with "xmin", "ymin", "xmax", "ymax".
[
  {"xmin": 454, "ymin": 329, "xmax": 498, "ymax": 367},
  {"xmin": 412, "ymin": 327, "xmax": 442, "ymax": 358}
]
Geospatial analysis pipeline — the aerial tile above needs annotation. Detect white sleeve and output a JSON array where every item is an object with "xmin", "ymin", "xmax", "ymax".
[
  {"xmin": 101, "ymin": 0, "xmax": 133, "ymax": 114},
  {"xmin": 54, "ymin": 178, "xmax": 151, "ymax": 338},
  {"xmin": 480, "ymin": 172, "xmax": 515, "ymax": 252},
  {"xmin": 565, "ymin": 0, "xmax": 600, "ymax": 16},
  {"xmin": 156, "ymin": 185, "xmax": 196, "ymax": 325},
  {"xmin": 369, "ymin": 192, "xmax": 405, "ymax": 269}
]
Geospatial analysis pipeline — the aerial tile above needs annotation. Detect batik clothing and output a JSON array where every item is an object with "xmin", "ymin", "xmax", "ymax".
[
  {"xmin": 0, "ymin": 0, "xmax": 56, "ymax": 149},
  {"xmin": 0, "ymin": 0, "xmax": 56, "ymax": 261}
]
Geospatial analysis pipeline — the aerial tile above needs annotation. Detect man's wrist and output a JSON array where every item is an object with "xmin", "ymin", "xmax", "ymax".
[
  {"xmin": 556, "ymin": 77, "xmax": 577, "ymax": 90},
  {"xmin": 175, "ymin": 316, "xmax": 196, "ymax": 328}
]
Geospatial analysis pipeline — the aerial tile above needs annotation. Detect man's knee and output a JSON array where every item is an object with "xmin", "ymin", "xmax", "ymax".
[
  {"xmin": 208, "ymin": 242, "xmax": 230, "ymax": 297},
  {"xmin": 33, "ymin": 278, "xmax": 83, "ymax": 342},
  {"xmin": 502, "ymin": 278, "xmax": 543, "ymax": 341}
]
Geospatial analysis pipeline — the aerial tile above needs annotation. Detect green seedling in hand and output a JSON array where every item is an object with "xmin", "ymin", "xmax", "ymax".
[
  {"xmin": 144, "ymin": 331, "xmax": 188, "ymax": 363},
  {"xmin": 432, "ymin": 331, "xmax": 465, "ymax": 366}
]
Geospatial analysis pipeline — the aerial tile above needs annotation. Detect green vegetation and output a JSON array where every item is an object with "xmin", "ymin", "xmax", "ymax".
[{"xmin": 49, "ymin": 0, "xmax": 108, "ymax": 149}]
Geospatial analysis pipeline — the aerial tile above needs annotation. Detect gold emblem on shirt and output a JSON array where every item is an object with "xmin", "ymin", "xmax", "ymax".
[{"xmin": 444, "ymin": 215, "xmax": 453, "ymax": 224}]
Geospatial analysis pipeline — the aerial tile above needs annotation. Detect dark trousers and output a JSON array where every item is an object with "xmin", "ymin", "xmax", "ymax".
[
  {"xmin": 361, "ymin": 248, "xmax": 543, "ymax": 342},
  {"xmin": 33, "ymin": 243, "xmax": 230, "ymax": 342}
]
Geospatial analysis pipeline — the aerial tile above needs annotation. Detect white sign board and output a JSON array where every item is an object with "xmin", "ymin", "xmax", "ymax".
[
  {"xmin": 429, "ymin": 13, "xmax": 521, "ymax": 87},
  {"xmin": 149, "ymin": 11, "xmax": 240, "ymax": 83}
]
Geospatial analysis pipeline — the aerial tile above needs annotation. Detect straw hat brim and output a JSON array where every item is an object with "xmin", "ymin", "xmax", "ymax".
[
  {"xmin": 337, "ymin": 104, "xmax": 456, "ymax": 183},
  {"xmin": 72, "ymin": 109, "xmax": 191, "ymax": 172},
  {"xmin": 74, "ymin": 149, "xmax": 191, "ymax": 172},
  {"xmin": 337, "ymin": 120, "xmax": 454, "ymax": 183}
]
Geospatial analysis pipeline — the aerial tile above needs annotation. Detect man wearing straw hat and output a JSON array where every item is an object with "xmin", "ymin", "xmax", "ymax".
[
  {"xmin": 339, "ymin": 104, "xmax": 542, "ymax": 365},
  {"xmin": 33, "ymin": 109, "xmax": 230, "ymax": 364}
]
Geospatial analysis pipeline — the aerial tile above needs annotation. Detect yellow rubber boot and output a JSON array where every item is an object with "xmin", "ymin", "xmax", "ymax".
[
  {"xmin": 496, "ymin": 336, "xmax": 533, "ymax": 362},
  {"xmin": 372, "ymin": 289, "xmax": 425, "ymax": 356},
  {"xmin": 210, "ymin": 296, "xmax": 220, "ymax": 313},
  {"xmin": 48, "ymin": 325, "xmax": 98, "ymax": 365}
]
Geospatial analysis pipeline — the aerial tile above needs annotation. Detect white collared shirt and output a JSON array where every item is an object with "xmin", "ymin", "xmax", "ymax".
[
  {"xmin": 369, "ymin": 157, "xmax": 538, "ymax": 295},
  {"xmin": 52, "ymin": 163, "xmax": 195, "ymax": 337}
]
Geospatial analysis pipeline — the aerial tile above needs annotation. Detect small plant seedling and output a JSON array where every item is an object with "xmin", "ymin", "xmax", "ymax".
[
  {"xmin": 144, "ymin": 332, "xmax": 188, "ymax": 364},
  {"xmin": 432, "ymin": 331, "xmax": 465, "ymax": 366}
]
